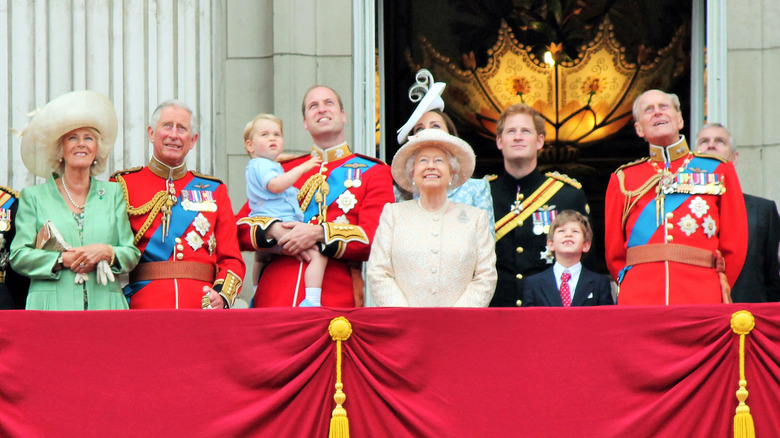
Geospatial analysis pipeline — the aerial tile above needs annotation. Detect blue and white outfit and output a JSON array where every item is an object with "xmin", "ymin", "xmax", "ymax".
[{"xmin": 246, "ymin": 157, "xmax": 303, "ymax": 222}]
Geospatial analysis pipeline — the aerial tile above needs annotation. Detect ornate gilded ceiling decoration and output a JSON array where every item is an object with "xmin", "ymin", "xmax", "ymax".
[{"xmin": 411, "ymin": 17, "xmax": 686, "ymax": 156}]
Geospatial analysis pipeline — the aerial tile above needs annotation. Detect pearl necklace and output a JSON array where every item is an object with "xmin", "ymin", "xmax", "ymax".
[
  {"xmin": 417, "ymin": 198, "xmax": 449, "ymax": 215},
  {"xmin": 61, "ymin": 176, "xmax": 86, "ymax": 210}
]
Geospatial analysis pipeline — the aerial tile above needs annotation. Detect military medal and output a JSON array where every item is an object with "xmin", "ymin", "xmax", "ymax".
[
  {"xmin": 343, "ymin": 169, "xmax": 353, "ymax": 188},
  {"xmin": 208, "ymin": 234, "xmax": 217, "ymax": 255},
  {"xmin": 532, "ymin": 210, "xmax": 557, "ymax": 235},
  {"xmin": 0, "ymin": 208, "xmax": 9, "ymax": 232},
  {"xmin": 510, "ymin": 186, "xmax": 524, "ymax": 214},
  {"xmin": 336, "ymin": 190, "xmax": 358, "ymax": 214},
  {"xmin": 185, "ymin": 230, "xmax": 204, "ymax": 251},
  {"xmin": 352, "ymin": 169, "xmax": 362, "ymax": 188},
  {"xmin": 181, "ymin": 190, "xmax": 217, "ymax": 212},
  {"xmin": 193, "ymin": 213, "xmax": 211, "ymax": 236}
]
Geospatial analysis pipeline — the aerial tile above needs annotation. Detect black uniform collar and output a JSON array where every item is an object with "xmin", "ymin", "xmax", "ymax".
[
  {"xmin": 149, "ymin": 156, "xmax": 188, "ymax": 180},
  {"xmin": 498, "ymin": 169, "xmax": 544, "ymax": 192}
]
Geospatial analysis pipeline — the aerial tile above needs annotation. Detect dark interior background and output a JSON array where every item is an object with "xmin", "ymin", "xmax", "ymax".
[{"xmin": 382, "ymin": 0, "xmax": 693, "ymax": 273}]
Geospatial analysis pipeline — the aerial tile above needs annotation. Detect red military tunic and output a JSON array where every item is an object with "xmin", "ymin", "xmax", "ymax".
[
  {"xmin": 605, "ymin": 138, "xmax": 748, "ymax": 305},
  {"xmin": 112, "ymin": 158, "xmax": 245, "ymax": 309},
  {"xmin": 236, "ymin": 143, "xmax": 394, "ymax": 307}
]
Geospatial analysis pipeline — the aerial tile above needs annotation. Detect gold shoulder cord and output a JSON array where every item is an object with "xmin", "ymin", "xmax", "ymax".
[
  {"xmin": 616, "ymin": 170, "xmax": 661, "ymax": 230},
  {"xmin": 298, "ymin": 172, "xmax": 329, "ymax": 223},
  {"xmin": 115, "ymin": 174, "xmax": 169, "ymax": 244}
]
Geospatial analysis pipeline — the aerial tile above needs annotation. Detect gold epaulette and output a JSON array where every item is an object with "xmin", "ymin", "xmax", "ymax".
[
  {"xmin": 354, "ymin": 153, "xmax": 388, "ymax": 166},
  {"xmin": 0, "ymin": 185, "xmax": 20, "ymax": 198},
  {"xmin": 191, "ymin": 171, "xmax": 224, "ymax": 184},
  {"xmin": 485, "ymin": 174, "xmax": 498, "ymax": 182},
  {"xmin": 614, "ymin": 157, "xmax": 649, "ymax": 173},
  {"xmin": 110, "ymin": 166, "xmax": 143, "ymax": 179},
  {"xmin": 692, "ymin": 151, "xmax": 728, "ymax": 163},
  {"xmin": 546, "ymin": 171, "xmax": 582, "ymax": 189}
]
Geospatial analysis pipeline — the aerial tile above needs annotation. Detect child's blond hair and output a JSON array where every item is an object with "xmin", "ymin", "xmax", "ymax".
[
  {"xmin": 243, "ymin": 113, "xmax": 283, "ymax": 143},
  {"xmin": 547, "ymin": 210, "xmax": 593, "ymax": 243}
]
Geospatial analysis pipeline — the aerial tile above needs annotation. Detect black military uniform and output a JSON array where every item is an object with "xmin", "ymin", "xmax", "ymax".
[
  {"xmin": 490, "ymin": 170, "xmax": 589, "ymax": 307},
  {"xmin": 0, "ymin": 186, "xmax": 30, "ymax": 309}
]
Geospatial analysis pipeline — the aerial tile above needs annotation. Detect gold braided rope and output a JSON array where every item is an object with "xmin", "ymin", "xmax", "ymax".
[
  {"xmin": 298, "ymin": 173, "xmax": 325, "ymax": 212},
  {"xmin": 616, "ymin": 170, "xmax": 661, "ymax": 230},
  {"xmin": 731, "ymin": 310, "xmax": 756, "ymax": 438},
  {"xmin": 328, "ymin": 317, "xmax": 352, "ymax": 438},
  {"xmin": 115, "ymin": 174, "xmax": 169, "ymax": 244}
]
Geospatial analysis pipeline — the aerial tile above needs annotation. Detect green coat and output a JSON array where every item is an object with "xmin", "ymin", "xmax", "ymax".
[{"xmin": 10, "ymin": 176, "xmax": 140, "ymax": 310}]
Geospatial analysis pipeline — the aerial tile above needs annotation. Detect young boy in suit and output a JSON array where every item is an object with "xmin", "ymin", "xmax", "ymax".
[{"xmin": 522, "ymin": 210, "xmax": 614, "ymax": 307}]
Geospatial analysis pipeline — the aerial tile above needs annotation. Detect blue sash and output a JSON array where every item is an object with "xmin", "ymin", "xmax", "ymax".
[
  {"xmin": 1, "ymin": 197, "xmax": 14, "ymax": 209},
  {"xmin": 301, "ymin": 156, "xmax": 376, "ymax": 222},
  {"xmin": 626, "ymin": 156, "xmax": 720, "ymax": 248},
  {"xmin": 619, "ymin": 156, "xmax": 720, "ymax": 283},
  {"xmin": 124, "ymin": 175, "xmax": 215, "ymax": 298}
]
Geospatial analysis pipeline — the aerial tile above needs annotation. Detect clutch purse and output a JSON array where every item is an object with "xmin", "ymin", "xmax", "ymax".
[
  {"xmin": 35, "ymin": 220, "xmax": 108, "ymax": 284},
  {"xmin": 36, "ymin": 220, "xmax": 72, "ymax": 251}
]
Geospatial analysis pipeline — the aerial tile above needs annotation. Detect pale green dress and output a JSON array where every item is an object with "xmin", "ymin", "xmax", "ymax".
[{"xmin": 10, "ymin": 175, "xmax": 140, "ymax": 310}]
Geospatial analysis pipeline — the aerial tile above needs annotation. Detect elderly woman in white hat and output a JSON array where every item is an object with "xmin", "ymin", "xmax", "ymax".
[
  {"xmin": 395, "ymin": 70, "xmax": 495, "ymax": 232},
  {"xmin": 10, "ymin": 90, "xmax": 140, "ymax": 310},
  {"xmin": 367, "ymin": 129, "xmax": 496, "ymax": 306}
]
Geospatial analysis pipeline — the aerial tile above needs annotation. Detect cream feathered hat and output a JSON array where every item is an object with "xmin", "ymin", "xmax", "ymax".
[{"xmin": 19, "ymin": 90, "xmax": 118, "ymax": 178}]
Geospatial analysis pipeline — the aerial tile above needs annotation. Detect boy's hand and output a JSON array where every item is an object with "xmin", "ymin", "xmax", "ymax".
[{"xmin": 301, "ymin": 156, "xmax": 322, "ymax": 172}]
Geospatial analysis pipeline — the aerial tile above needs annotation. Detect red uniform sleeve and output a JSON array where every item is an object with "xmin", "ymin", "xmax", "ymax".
[
  {"xmin": 717, "ymin": 161, "xmax": 748, "ymax": 286},
  {"xmin": 604, "ymin": 172, "xmax": 627, "ymax": 282}
]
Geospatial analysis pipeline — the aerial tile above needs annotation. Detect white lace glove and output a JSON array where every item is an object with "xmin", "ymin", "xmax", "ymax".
[{"xmin": 96, "ymin": 260, "xmax": 115, "ymax": 285}]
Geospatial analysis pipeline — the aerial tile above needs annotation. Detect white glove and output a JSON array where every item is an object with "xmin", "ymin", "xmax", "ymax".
[
  {"xmin": 96, "ymin": 260, "xmax": 115, "ymax": 285},
  {"xmin": 74, "ymin": 273, "xmax": 89, "ymax": 284}
]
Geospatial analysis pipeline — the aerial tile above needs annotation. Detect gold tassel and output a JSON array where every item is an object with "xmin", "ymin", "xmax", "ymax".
[
  {"xmin": 329, "ymin": 317, "xmax": 352, "ymax": 438},
  {"xmin": 730, "ymin": 310, "xmax": 756, "ymax": 438}
]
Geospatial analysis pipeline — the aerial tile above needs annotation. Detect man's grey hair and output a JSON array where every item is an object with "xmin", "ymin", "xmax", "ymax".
[
  {"xmin": 632, "ymin": 90, "xmax": 681, "ymax": 122},
  {"xmin": 698, "ymin": 122, "xmax": 735, "ymax": 151},
  {"xmin": 150, "ymin": 99, "xmax": 199, "ymax": 134}
]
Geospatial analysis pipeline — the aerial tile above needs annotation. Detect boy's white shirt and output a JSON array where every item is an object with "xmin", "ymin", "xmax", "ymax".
[{"xmin": 553, "ymin": 261, "xmax": 582, "ymax": 302}]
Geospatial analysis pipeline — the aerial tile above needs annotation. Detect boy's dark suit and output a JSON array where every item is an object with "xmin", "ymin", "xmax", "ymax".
[{"xmin": 522, "ymin": 266, "xmax": 614, "ymax": 307}]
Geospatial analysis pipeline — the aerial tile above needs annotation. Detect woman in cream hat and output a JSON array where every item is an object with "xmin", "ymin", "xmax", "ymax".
[
  {"xmin": 10, "ymin": 90, "xmax": 140, "ymax": 310},
  {"xmin": 367, "ymin": 129, "xmax": 497, "ymax": 306}
]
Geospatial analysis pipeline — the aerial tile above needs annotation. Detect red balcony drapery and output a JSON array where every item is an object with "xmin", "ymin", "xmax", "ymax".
[{"xmin": 1, "ymin": 304, "xmax": 778, "ymax": 437}]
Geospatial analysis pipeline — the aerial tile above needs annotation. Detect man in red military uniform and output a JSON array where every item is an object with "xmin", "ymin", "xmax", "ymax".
[
  {"xmin": 236, "ymin": 85, "xmax": 394, "ymax": 307},
  {"xmin": 605, "ymin": 90, "xmax": 748, "ymax": 305},
  {"xmin": 112, "ymin": 100, "xmax": 245, "ymax": 309}
]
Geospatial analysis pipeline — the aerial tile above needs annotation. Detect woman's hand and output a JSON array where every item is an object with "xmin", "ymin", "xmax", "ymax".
[{"xmin": 64, "ymin": 244, "xmax": 113, "ymax": 273}]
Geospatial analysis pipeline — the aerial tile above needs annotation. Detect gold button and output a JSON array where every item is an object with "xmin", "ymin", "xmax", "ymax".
[
  {"xmin": 516, "ymin": 300, "xmax": 522, "ymax": 306},
  {"xmin": 518, "ymin": 194, "xmax": 524, "ymax": 201},
  {"xmin": 665, "ymin": 212, "xmax": 673, "ymax": 219},
  {"xmin": 665, "ymin": 223, "xmax": 673, "ymax": 230},
  {"xmin": 516, "ymin": 274, "xmax": 523, "ymax": 280},
  {"xmin": 665, "ymin": 235, "xmax": 673, "ymax": 242},
  {"xmin": 176, "ymin": 253, "xmax": 184, "ymax": 260},
  {"xmin": 516, "ymin": 247, "xmax": 524, "ymax": 254},
  {"xmin": 175, "ymin": 238, "xmax": 182, "ymax": 243},
  {"xmin": 176, "ymin": 244, "xmax": 184, "ymax": 251},
  {"xmin": 518, "ymin": 220, "xmax": 523, "ymax": 226}
]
